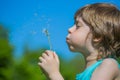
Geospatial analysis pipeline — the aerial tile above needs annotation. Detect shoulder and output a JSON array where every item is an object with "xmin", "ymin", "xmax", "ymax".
[
  {"xmin": 102, "ymin": 58, "xmax": 118, "ymax": 65},
  {"xmin": 101, "ymin": 58, "xmax": 119, "ymax": 69},
  {"xmin": 100, "ymin": 58, "xmax": 119, "ymax": 75},
  {"xmin": 100, "ymin": 58, "xmax": 119, "ymax": 77},
  {"xmin": 91, "ymin": 58, "xmax": 119, "ymax": 80}
]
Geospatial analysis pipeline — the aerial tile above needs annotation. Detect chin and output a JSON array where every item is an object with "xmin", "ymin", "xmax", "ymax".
[
  {"xmin": 69, "ymin": 46, "xmax": 78, "ymax": 52},
  {"xmin": 67, "ymin": 44, "xmax": 79, "ymax": 52}
]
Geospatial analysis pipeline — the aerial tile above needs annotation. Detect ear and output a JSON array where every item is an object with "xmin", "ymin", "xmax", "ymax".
[{"xmin": 93, "ymin": 37, "xmax": 102, "ymax": 43}]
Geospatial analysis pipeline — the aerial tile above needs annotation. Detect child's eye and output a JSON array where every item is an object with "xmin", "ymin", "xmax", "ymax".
[{"xmin": 76, "ymin": 25, "xmax": 80, "ymax": 29}]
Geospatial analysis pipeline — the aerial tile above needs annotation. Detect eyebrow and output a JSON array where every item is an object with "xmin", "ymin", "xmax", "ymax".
[{"xmin": 75, "ymin": 20, "xmax": 83, "ymax": 26}]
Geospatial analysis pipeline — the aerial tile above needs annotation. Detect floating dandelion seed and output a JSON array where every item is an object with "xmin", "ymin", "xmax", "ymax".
[
  {"xmin": 34, "ymin": 13, "xmax": 38, "ymax": 16},
  {"xmin": 42, "ymin": 28, "xmax": 52, "ymax": 50}
]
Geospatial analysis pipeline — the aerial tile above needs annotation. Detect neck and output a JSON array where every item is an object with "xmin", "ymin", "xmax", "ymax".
[
  {"xmin": 86, "ymin": 55, "xmax": 97, "ymax": 68},
  {"xmin": 83, "ymin": 51, "xmax": 99, "ymax": 69}
]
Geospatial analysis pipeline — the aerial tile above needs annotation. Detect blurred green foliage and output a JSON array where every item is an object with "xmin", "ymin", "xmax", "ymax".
[
  {"xmin": 0, "ymin": 25, "xmax": 85, "ymax": 80},
  {"xmin": 1, "ymin": 24, "xmax": 120, "ymax": 80},
  {"xmin": 0, "ymin": 25, "xmax": 13, "ymax": 80},
  {"xmin": 13, "ymin": 47, "xmax": 85, "ymax": 80}
]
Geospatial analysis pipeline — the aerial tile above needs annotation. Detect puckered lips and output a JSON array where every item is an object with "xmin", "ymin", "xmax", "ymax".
[{"xmin": 66, "ymin": 37, "xmax": 70, "ymax": 43}]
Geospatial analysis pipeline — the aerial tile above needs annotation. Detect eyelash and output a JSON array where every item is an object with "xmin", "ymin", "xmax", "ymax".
[{"xmin": 76, "ymin": 25, "xmax": 80, "ymax": 29}]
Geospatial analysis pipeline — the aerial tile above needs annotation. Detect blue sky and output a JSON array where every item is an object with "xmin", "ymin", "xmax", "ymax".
[{"xmin": 0, "ymin": 0, "xmax": 120, "ymax": 60}]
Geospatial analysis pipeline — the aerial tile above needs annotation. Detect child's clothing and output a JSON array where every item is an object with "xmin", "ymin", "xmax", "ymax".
[{"xmin": 76, "ymin": 58, "xmax": 120, "ymax": 80}]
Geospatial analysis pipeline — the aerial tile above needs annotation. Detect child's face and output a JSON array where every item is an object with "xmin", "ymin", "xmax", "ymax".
[{"xmin": 66, "ymin": 17, "xmax": 92, "ymax": 53}]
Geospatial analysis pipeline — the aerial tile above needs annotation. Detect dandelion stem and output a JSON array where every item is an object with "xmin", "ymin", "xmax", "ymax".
[
  {"xmin": 43, "ymin": 28, "xmax": 52, "ymax": 50},
  {"xmin": 47, "ymin": 34, "xmax": 52, "ymax": 50}
]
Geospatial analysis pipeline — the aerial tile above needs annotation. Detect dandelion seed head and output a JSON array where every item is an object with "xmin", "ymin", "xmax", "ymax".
[
  {"xmin": 42, "ymin": 28, "xmax": 52, "ymax": 50},
  {"xmin": 42, "ymin": 28, "xmax": 49, "ymax": 36}
]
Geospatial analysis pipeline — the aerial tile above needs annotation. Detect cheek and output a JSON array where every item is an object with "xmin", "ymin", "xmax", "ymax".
[
  {"xmin": 71, "ymin": 31, "xmax": 89, "ymax": 47},
  {"xmin": 71, "ymin": 34, "xmax": 85, "ymax": 46}
]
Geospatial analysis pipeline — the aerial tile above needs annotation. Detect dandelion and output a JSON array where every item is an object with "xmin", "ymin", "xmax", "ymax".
[{"xmin": 42, "ymin": 28, "xmax": 52, "ymax": 50}]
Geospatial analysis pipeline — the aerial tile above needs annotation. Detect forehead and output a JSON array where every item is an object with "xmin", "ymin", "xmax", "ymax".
[
  {"xmin": 75, "ymin": 17, "xmax": 91, "ymax": 31},
  {"xmin": 75, "ymin": 17, "xmax": 84, "ymax": 25}
]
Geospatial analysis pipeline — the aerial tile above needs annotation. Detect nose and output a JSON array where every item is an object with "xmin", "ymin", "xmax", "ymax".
[{"xmin": 68, "ymin": 26, "xmax": 75, "ymax": 33}]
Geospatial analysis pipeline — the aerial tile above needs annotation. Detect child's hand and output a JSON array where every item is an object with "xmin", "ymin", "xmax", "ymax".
[{"xmin": 38, "ymin": 50, "xmax": 60, "ymax": 78}]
